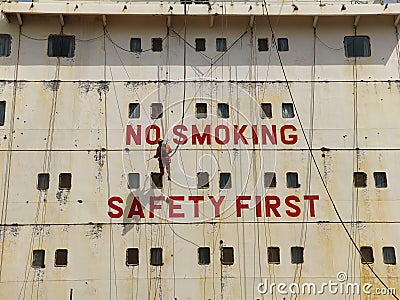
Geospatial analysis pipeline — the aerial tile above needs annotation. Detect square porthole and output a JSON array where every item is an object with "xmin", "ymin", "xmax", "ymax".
[
  {"xmin": 373, "ymin": 172, "xmax": 387, "ymax": 188},
  {"xmin": 354, "ymin": 172, "xmax": 367, "ymax": 188},
  {"xmin": 291, "ymin": 246, "xmax": 304, "ymax": 264},
  {"xmin": 55, "ymin": 249, "xmax": 68, "ymax": 267},
  {"xmin": 151, "ymin": 103, "xmax": 163, "ymax": 119},
  {"xmin": 129, "ymin": 103, "xmax": 140, "ymax": 119},
  {"xmin": 260, "ymin": 103, "xmax": 272, "ymax": 119},
  {"xmin": 198, "ymin": 247, "xmax": 211, "ymax": 265},
  {"xmin": 126, "ymin": 248, "xmax": 139, "ymax": 266},
  {"xmin": 150, "ymin": 248, "xmax": 163, "ymax": 266},
  {"xmin": 383, "ymin": 247, "xmax": 396, "ymax": 265},
  {"xmin": 152, "ymin": 38, "xmax": 163, "ymax": 52},
  {"xmin": 59, "ymin": 173, "xmax": 71, "ymax": 190},
  {"xmin": 128, "ymin": 173, "xmax": 140, "ymax": 189},
  {"xmin": 197, "ymin": 172, "xmax": 209, "ymax": 189},
  {"xmin": 264, "ymin": 172, "xmax": 277, "ymax": 188},
  {"xmin": 37, "ymin": 173, "xmax": 50, "ymax": 191},
  {"xmin": 277, "ymin": 38, "xmax": 289, "ymax": 51},
  {"xmin": 217, "ymin": 103, "xmax": 229, "ymax": 118},
  {"xmin": 282, "ymin": 103, "xmax": 294, "ymax": 118},
  {"xmin": 286, "ymin": 172, "xmax": 300, "ymax": 188},
  {"xmin": 196, "ymin": 103, "xmax": 207, "ymax": 119},
  {"xmin": 151, "ymin": 173, "xmax": 163, "ymax": 189},
  {"xmin": 195, "ymin": 38, "xmax": 206, "ymax": 52},
  {"xmin": 258, "ymin": 38, "xmax": 268, "ymax": 51},
  {"xmin": 360, "ymin": 246, "xmax": 374, "ymax": 264},
  {"xmin": 267, "ymin": 247, "xmax": 280, "ymax": 264},
  {"xmin": 221, "ymin": 247, "xmax": 234, "ymax": 265},
  {"xmin": 48, "ymin": 35, "xmax": 75, "ymax": 58},
  {"xmin": 32, "ymin": 249, "xmax": 45, "ymax": 268}
]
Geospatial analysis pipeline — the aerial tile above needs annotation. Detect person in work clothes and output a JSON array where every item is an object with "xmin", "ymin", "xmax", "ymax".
[{"xmin": 154, "ymin": 137, "xmax": 172, "ymax": 180}]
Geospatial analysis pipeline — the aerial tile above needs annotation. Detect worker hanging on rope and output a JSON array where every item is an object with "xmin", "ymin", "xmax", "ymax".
[{"xmin": 154, "ymin": 137, "xmax": 172, "ymax": 181}]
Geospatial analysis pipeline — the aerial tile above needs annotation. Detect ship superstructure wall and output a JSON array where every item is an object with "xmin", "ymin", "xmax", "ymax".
[{"xmin": 0, "ymin": 10, "xmax": 399, "ymax": 300}]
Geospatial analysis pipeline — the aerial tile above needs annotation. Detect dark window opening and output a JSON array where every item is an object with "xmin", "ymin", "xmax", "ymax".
[
  {"xmin": 264, "ymin": 172, "xmax": 277, "ymax": 188},
  {"xmin": 126, "ymin": 248, "xmax": 139, "ymax": 266},
  {"xmin": 282, "ymin": 103, "xmax": 294, "ymax": 118},
  {"xmin": 0, "ymin": 101, "xmax": 5, "ymax": 126},
  {"xmin": 195, "ymin": 38, "xmax": 206, "ymax": 52},
  {"xmin": 277, "ymin": 38, "xmax": 289, "ymax": 51},
  {"xmin": 48, "ymin": 35, "xmax": 75, "ymax": 58},
  {"xmin": 152, "ymin": 38, "xmax": 163, "ymax": 52},
  {"xmin": 196, "ymin": 103, "xmax": 207, "ymax": 119},
  {"xmin": 383, "ymin": 247, "xmax": 396, "ymax": 265},
  {"xmin": 59, "ymin": 173, "xmax": 71, "ymax": 190},
  {"xmin": 216, "ymin": 38, "xmax": 227, "ymax": 52},
  {"xmin": 258, "ymin": 38, "xmax": 268, "ymax": 52},
  {"xmin": 55, "ymin": 249, "xmax": 68, "ymax": 267},
  {"xmin": 0, "ymin": 34, "xmax": 11, "ymax": 57},
  {"xmin": 129, "ymin": 103, "xmax": 140, "ymax": 119},
  {"xmin": 150, "ymin": 248, "xmax": 163, "ymax": 266},
  {"xmin": 219, "ymin": 173, "xmax": 231, "ymax": 189},
  {"xmin": 374, "ymin": 172, "xmax": 387, "ymax": 188},
  {"xmin": 344, "ymin": 36, "xmax": 371, "ymax": 57},
  {"xmin": 151, "ymin": 173, "xmax": 163, "ymax": 189},
  {"xmin": 130, "ymin": 38, "xmax": 142, "ymax": 53},
  {"xmin": 32, "ymin": 249, "xmax": 45, "ymax": 268},
  {"xmin": 354, "ymin": 172, "xmax": 367, "ymax": 188},
  {"xmin": 197, "ymin": 172, "xmax": 209, "ymax": 189},
  {"xmin": 37, "ymin": 173, "xmax": 50, "ymax": 191},
  {"xmin": 221, "ymin": 247, "xmax": 234, "ymax": 265},
  {"xmin": 291, "ymin": 246, "xmax": 304, "ymax": 264},
  {"xmin": 268, "ymin": 247, "xmax": 280, "ymax": 264},
  {"xmin": 128, "ymin": 173, "xmax": 140, "ymax": 189},
  {"xmin": 260, "ymin": 103, "xmax": 272, "ymax": 119},
  {"xmin": 151, "ymin": 103, "xmax": 163, "ymax": 119},
  {"xmin": 198, "ymin": 247, "xmax": 211, "ymax": 265},
  {"xmin": 360, "ymin": 246, "xmax": 374, "ymax": 264},
  {"xmin": 287, "ymin": 172, "xmax": 300, "ymax": 188},
  {"xmin": 218, "ymin": 103, "xmax": 229, "ymax": 118}
]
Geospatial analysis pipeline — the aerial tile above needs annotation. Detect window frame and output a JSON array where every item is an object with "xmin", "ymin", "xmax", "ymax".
[
  {"xmin": 216, "ymin": 38, "xmax": 227, "ymax": 52},
  {"xmin": 47, "ymin": 35, "xmax": 75, "ymax": 58},
  {"xmin": 197, "ymin": 172, "xmax": 210, "ymax": 189},
  {"xmin": 37, "ymin": 173, "xmax": 50, "ymax": 191},
  {"xmin": 150, "ymin": 248, "xmax": 163, "ymax": 266},
  {"xmin": 195, "ymin": 38, "xmax": 206, "ymax": 52},
  {"xmin": 198, "ymin": 247, "xmax": 211, "ymax": 265},
  {"xmin": 258, "ymin": 38, "xmax": 268, "ymax": 52},
  {"xmin": 219, "ymin": 172, "xmax": 232, "ymax": 189},
  {"xmin": 59, "ymin": 173, "xmax": 72, "ymax": 190},
  {"xmin": 129, "ymin": 103, "xmax": 140, "ymax": 119},
  {"xmin": 344, "ymin": 36, "xmax": 371, "ymax": 58},
  {"xmin": 54, "ymin": 249, "xmax": 68, "ymax": 267},
  {"xmin": 277, "ymin": 38, "xmax": 289, "ymax": 52},
  {"xmin": 151, "ymin": 38, "xmax": 163, "ymax": 52},
  {"xmin": 126, "ymin": 248, "xmax": 139, "ymax": 266},
  {"xmin": 130, "ymin": 38, "xmax": 142, "ymax": 53},
  {"xmin": 0, "ymin": 34, "xmax": 11, "ymax": 57},
  {"xmin": 128, "ymin": 172, "xmax": 140, "ymax": 189},
  {"xmin": 32, "ymin": 249, "xmax": 45, "ymax": 268}
]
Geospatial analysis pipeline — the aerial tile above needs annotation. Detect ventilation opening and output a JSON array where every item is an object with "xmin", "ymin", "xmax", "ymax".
[
  {"xmin": 267, "ymin": 247, "xmax": 280, "ymax": 264},
  {"xmin": 197, "ymin": 172, "xmax": 209, "ymax": 189},
  {"xmin": 151, "ymin": 103, "xmax": 163, "ymax": 119},
  {"xmin": 55, "ymin": 249, "xmax": 68, "ymax": 267},
  {"xmin": 48, "ymin": 35, "xmax": 75, "ymax": 58},
  {"xmin": 151, "ymin": 173, "xmax": 163, "ymax": 189},
  {"xmin": 32, "ymin": 249, "xmax": 45, "ymax": 268},
  {"xmin": 217, "ymin": 103, "xmax": 229, "ymax": 118},
  {"xmin": 286, "ymin": 172, "xmax": 300, "ymax": 188},
  {"xmin": 150, "ymin": 248, "xmax": 163, "ymax": 266},
  {"xmin": 264, "ymin": 172, "xmax": 277, "ymax": 188},
  {"xmin": 258, "ymin": 38, "xmax": 268, "ymax": 51},
  {"xmin": 291, "ymin": 246, "xmax": 304, "ymax": 264},
  {"xmin": 59, "ymin": 173, "xmax": 72, "ymax": 190},
  {"xmin": 221, "ymin": 247, "xmax": 234, "ymax": 265},
  {"xmin": 152, "ymin": 38, "xmax": 163, "ymax": 52},
  {"xmin": 373, "ymin": 172, "xmax": 387, "ymax": 188},
  {"xmin": 260, "ymin": 103, "xmax": 272, "ymax": 119},
  {"xmin": 354, "ymin": 172, "xmax": 367, "ymax": 188},
  {"xmin": 360, "ymin": 246, "xmax": 374, "ymax": 264},
  {"xmin": 219, "ymin": 173, "xmax": 231, "ymax": 189},
  {"xmin": 129, "ymin": 103, "xmax": 140, "ymax": 119},
  {"xmin": 37, "ymin": 173, "xmax": 50, "ymax": 191},
  {"xmin": 195, "ymin": 38, "xmax": 206, "ymax": 52},
  {"xmin": 196, "ymin": 103, "xmax": 207, "ymax": 119},
  {"xmin": 128, "ymin": 173, "xmax": 140, "ymax": 189},
  {"xmin": 383, "ymin": 247, "xmax": 396, "ymax": 265},
  {"xmin": 130, "ymin": 38, "xmax": 142, "ymax": 53},
  {"xmin": 198, "ymin": 247, "xmax": 211, "ymax": 265},
  {"xmin": 126, "ymin": 248, "xmax": 139, "ymax": 266}
]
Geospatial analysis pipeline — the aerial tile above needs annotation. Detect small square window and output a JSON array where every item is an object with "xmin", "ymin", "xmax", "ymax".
[
  {"xmin": 267, "ymin": 247, "xmax": 280, "ymax": 264},
  {"xmin": 151, "ymin": 103, "xmax": 163, "ymax": 119},
  {"xmin": 354, "ymin": 172, "xmax": 367, "ymax": 188},
  {"xmin": 344, "ymin": 36, "xmax": 371, "ymax": 58},
  {"xmin": 282, "ymin": 103, "xmax": 294, "ymax": 118},
  {"xmin": 126, "ymin": 248, "xmax": 139, "ymax": 266},
  {"xmin": 152, "ymin": 38, "xmax": 163, "ymax": 52},
  {"xmin": 59, "ymin": 173, "xmax": 71, "ymax": 190},
  {"xmin": 260, "ymin": 103, "xmax": 272, "ymax": 119},
  {"xmin": 374, "ymin": 172, "xmax": 387, "ymax": 188},
  {"xmin": 197, "ymin": 172, "xmax": 209, "ymax": 189},
  {"xmin": 55, "ymin": 249, "xmax": 68, "ymax": 267},
  {"xmin": 264, "ymin": 172, "xmax": 276, "ymax": 188},
  {"xmin": 48, "ymin": 35, "xmax": 75, "ymax": 58},
  {"xmin": 129, "ymin": 103, "xmax": 140, "ymax": 119},
  {"xmin": 277, "ymin": 38, "xmax": 289, "ymax": 51},
  {"xmin": 216, "ymin": 38, "xmax": 227, "ymax": 52},
  {"xmin": 196, "ymin": 103, "xmax": 207, "ymax": 119},
  {"xmin": 128, "ymin": 173, "xmax": 140, "ymax": 189},
  {"xmin": 291, "ymin": 246, "xmax": 304, "ymax": 264},
  {"xmin": 258, "ymin": 38, "xmax": 268, "ymax": 52},
  {"xmin": 287, "ymin": 172, "xmax": 300, "ymax": 188},
  {"xmin": 218, "ymin": 103, "xmax": 229, "ymax": 118},
  {"xmin": 130, "ymin": 38, "xmax": 142, "ymax": 53},
  {"xmin": 150, "ymin": 248, "xmax": 163, "ymax": 266},
  {"xmin": 37, "ymin": 173, "xmax": 50, "ymax": 191},
  {"xmin": 360, "ymin": 246, "xmax": 374, "ymax": 264},
  {"xmin": 32, "ymin": 249, "xmax": 45, "ymax": 268},
  {"xmin": 196, "ymin": 38, "xmax": 206, "ymax": 52},
  {"xmin": 0, "ymin": 34, "xmax": 11, "ymax": 57},
  {"xmin": 219, "ymin": 173, "xmax": 231, "ymax": 189},
  {"xmin": 151, "ymin": 173, "xmax": 163, "ymax": 189},
  {"xmin": 0, "ymin": 101, "xmax": 5, "ymax": 126},
  {"xmin": 221, "ymin": 247, "xmax": 234, "ymax": 265},
  {"xmin": 198, "ymin": 247, "xmax": 210, "ymax": 265},
  {"xmin": 383, "ymin": 247, "xmax": 396, "ymax": 265}
]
